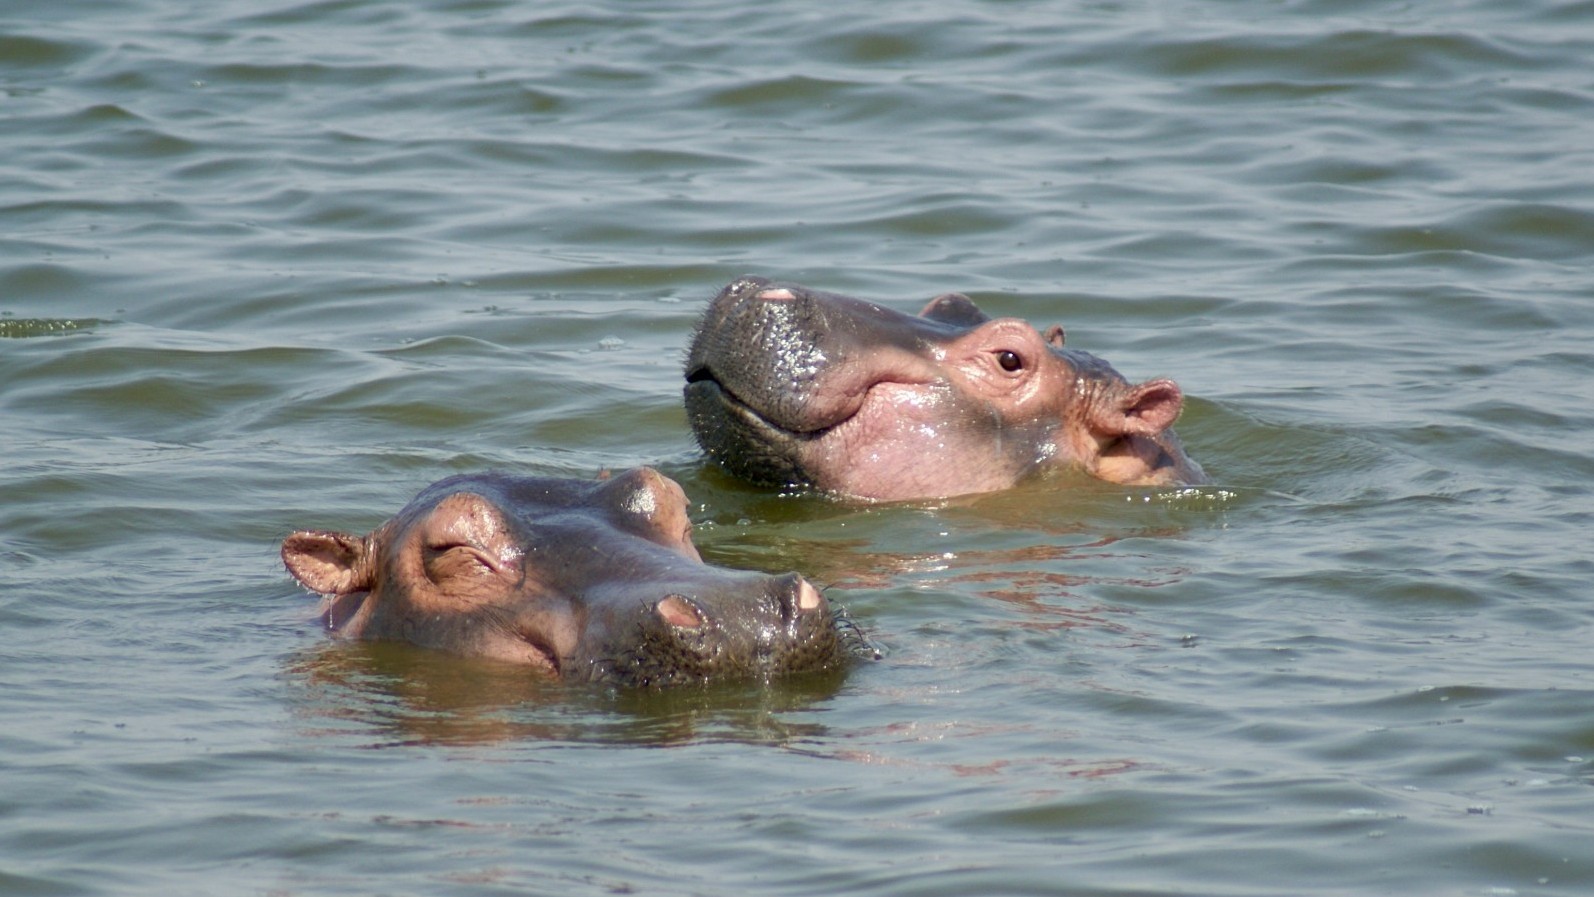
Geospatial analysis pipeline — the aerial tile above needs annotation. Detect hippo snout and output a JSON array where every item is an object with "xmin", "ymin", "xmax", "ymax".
[
  {"xmin": 603, "ymin": 572, "xmax": 842, "ymax": 688},
  {"xmin": 651, "ymin": 577, "xmax": 822, "ymax": 632}
]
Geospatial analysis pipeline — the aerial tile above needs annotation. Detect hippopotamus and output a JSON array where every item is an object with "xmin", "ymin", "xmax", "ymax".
[
  {"xmin": 280, "ymin": 467, "xmax": 860, "ymax": 687},
  {"xmin": 684, "ymin": 276, "xmax": 1206, "ymax": 501}
]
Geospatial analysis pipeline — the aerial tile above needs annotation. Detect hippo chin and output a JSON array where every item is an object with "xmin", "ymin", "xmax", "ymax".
[
  {"xmin": 281, "ymin": 467, "xmax": 860, "ymax": 687},
  {"xmin": 684, "ymin": 276, "xmax": 1207, "ymax": 501}
]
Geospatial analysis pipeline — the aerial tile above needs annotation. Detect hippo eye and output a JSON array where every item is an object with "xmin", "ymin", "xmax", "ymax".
[{"xmin": 996, "ymin": 350, "xmax": 1023, "ymax": 372}]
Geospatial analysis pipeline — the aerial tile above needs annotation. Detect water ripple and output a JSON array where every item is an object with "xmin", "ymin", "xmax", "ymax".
[{"xmin": 5, "ymin": 2, "xmax": 1594, "ymax": 896}]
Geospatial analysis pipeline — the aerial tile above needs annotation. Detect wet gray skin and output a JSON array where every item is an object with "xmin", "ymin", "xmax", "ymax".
[
  {"xmin": 281, "ymin": 468, "xmax": 862, "ymax": 687},
  {"xmin": 684, "ymin": 276, "xmax": 1207, "ymax": 501}
]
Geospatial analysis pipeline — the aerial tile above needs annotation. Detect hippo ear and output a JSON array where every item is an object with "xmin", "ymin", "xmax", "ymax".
[
  {"xmin": 918, "ymin": 293, "xmax": 991, "ymax": 327},
  {"xmin": 282, "ymin": 530, "xmax": 371, "ymax": 596},
  {"xmin": 1091, "ymin": 378, "xmax": 1184, "ymax": 437}
]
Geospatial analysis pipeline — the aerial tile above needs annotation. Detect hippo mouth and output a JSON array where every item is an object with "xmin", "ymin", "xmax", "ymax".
[{"xmin": 684, "ymin": 365, "xmax": 857, "ymax": 438}]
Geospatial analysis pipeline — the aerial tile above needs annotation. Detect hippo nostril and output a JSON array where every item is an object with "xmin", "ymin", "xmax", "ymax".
[
  {"xmin": 656, "ymin": 594, "xmax": 704, "ymax": 629},
  {"xmin": 797, "ymin": 579, "xmax": 821, "ymax": 612},
  {"xmin": 774, "ymin": 574, "xmax": 824, "ymax": 620}
]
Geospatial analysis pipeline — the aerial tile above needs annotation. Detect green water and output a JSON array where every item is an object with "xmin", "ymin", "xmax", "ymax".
[{"xmin": 4, "ymin": 1, "xmax": 1593, "ymax": 894}]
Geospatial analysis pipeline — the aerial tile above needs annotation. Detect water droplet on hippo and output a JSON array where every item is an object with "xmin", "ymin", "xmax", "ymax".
[{"xmin": 621, "ymin": 487, "xmax": 656, "ymax": 517}]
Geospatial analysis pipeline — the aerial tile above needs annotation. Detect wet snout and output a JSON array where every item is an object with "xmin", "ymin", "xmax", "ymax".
[
  {"xmin": 730, "ymin": 281, "xmax": 948, "ymax": 355},
  {"xmin": 759, "ymin": 572, "xmax": 827, "ymax": 625},
  {"xmin": 606, "ymin": 569, "xmax": 848, "ymax": 687},
  {"xmin": 780, "ymin": 573, "xmax": 825, "ymax": 619},
  {"xmin": 655, "ymin": 593, "xmax": 707, "ymax": 629},
  {"xmin": 651, "ymin": 573, "xmax": 827, "ymax": 631},
  {"xmin": 686, "ymin": 278, "xmax": 951, "ymax": 436}
]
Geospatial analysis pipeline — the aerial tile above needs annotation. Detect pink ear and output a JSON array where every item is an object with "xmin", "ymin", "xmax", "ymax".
[
  {"xmin": 1093, "ymin": 378, "xmax": 1183, "ymax": 436},
  {"xmin": 282, "ymin": 530, "xmax": 370, "ymax": 595}
]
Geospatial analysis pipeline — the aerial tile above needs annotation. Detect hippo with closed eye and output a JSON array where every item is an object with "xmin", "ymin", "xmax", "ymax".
[
  {"xmin": 684, "ymin": 276, "xmax": 1206, "ymax": 501},
  {"xmin": 281, "ymin": 467, "xmax": 864, "ymax": 687}
]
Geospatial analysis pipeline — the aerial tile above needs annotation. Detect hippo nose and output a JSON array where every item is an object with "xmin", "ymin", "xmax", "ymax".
[
  {"xmin": 656, "ymin": 594, "xmax": 705, "ymax": 629},
  {"xmin": 753, "ymin": 286, "xmax": 799, "ymax": 303},
  {"xmin": 775, "ymin": 573, "xmax": 826, "ymax": 621}
]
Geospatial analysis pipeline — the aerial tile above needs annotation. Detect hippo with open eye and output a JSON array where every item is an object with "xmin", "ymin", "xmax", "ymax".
[
  {"xmin": 281, "ymin": 467, "xmax": 864, "ymax": 687},
  {"xmin": 683, "ymin": 276, "xmax": 1207, "ymax": 501}
]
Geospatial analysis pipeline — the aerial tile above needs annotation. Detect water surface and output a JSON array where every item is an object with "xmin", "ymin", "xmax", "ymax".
[{"xmin": 4, "ymin": 0, "xmax": 1594, "ymax": 894}]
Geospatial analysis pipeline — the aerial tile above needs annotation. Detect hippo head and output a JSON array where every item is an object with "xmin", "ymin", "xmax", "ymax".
[
  {"xmin": 684, "ymin": 277, "xmax": 1206, "ymax": 501},
  {"xmin": 281, "ymin": 468, "xmax": 860, "ymax": 687}
]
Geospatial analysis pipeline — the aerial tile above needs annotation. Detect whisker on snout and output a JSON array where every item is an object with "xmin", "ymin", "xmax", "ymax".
[{"xmin": 823, "ymin": 595, "xmax": 882, "ymax": 661}]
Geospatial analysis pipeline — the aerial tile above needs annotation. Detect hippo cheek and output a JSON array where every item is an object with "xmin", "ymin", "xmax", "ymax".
[
  {"xmin": 504, "ymin": 597, "xmax": 584, "ymax": 674},
  {"xmin": 793, "ymin": 384, "xmax": 1040, "ymax": 501}
]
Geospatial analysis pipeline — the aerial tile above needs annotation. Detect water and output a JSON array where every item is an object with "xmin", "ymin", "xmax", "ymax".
[{"xmin": 3, "ymin": 0, "xmax": 1593, "ymax": 894}]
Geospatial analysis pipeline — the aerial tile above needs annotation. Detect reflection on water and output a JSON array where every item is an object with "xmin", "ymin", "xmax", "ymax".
[
  {"xmin": 0, "ymin": 317, "xmax": 110, "ymax": 338},
  {"xmin": 6, "ymin": 0, "xmax": 1594, "ymax": 893},
  {"xmin": 285, "ymin": 641, "xmax": 850, "ymax": 748}
]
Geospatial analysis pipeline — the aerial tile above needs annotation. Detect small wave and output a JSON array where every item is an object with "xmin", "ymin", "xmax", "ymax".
[{"xmin": 0, "ymin": 317, "xmax": 109, "ymax": 339}]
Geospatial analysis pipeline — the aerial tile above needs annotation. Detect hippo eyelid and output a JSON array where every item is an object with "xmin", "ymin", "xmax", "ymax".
[{"xmin": 424, "ymin": 540, "xmax": 509, "ymax": 576}]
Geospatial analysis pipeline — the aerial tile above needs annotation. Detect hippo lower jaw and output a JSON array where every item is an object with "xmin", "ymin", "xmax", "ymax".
[
  {"xmin": 685, "ymin": 367, "xmax": 859, "ymax": 491},
  {"xmin": 684, "ymin": 368, "xmax": 803, "ymax": 432},
  {"xmin": 684, "ymin": 363, "xmax": 876, "ymax": 439},
  {"xmin": 685, "ymin": 372, "xmax": 949, "ymax": 498}
]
